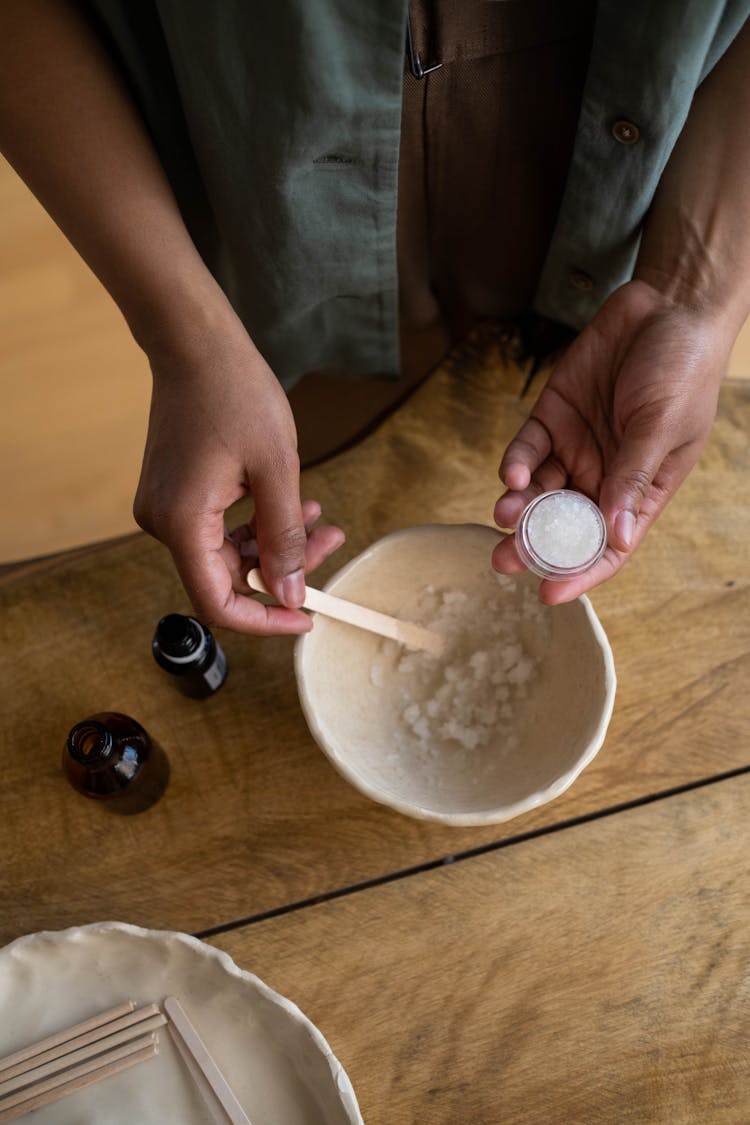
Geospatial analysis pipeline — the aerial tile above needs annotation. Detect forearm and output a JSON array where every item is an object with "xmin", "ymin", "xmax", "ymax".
[
  {"xmin": 0, "ymin": 0, "xmax": 234, "ymax": 356},
  {"xmin": 0, "ymin": 1, "xmax": 337, "ymax": 630},
  {"xmin": 635, "ymin": 18, "xmax": 750, "ymax": 335}
]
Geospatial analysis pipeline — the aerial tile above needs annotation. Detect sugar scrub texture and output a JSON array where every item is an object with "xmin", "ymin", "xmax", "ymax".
[
  {"xmin": 369, "ymin": 574, "xmax": 550, "ymax": 787},
  {"xmin": 526, "ymin": 491, "xmax": 604, "ymax": 568}
]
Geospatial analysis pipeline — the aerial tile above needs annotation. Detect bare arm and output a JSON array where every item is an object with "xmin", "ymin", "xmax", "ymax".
[
  {"xmin": 0, "ymin": 0, "xmax": 343, "ymax": 631},
  {"xmin": 635, "ymin": 16, "xmax": 750, "ymax": 330},
  {"xmin": 0, "ymin": 0, "xmax": 212, "ymax": 350},
  {"xmin": 495, "ymin": 19, "xmax": 750, "ymax": 601}
]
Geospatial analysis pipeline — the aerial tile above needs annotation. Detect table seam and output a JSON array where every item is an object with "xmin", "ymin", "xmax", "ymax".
[{"xmin": 193, "ymin": 762, "xmax": 750, "ymax": 941}]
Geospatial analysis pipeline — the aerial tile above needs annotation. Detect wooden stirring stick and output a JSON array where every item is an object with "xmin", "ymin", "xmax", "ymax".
[
  {"xmin": 164, "ymin": 997, "xmax": 252, "ymax": 1125},
  {"xmin": 246, "ymin": 568, "xmax": 444, "ymax": 657}
]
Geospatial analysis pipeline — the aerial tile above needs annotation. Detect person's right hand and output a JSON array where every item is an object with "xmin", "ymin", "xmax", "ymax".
[{"xmin": 133, "ymin": 315, "xmax": 344, "ymax": 635}]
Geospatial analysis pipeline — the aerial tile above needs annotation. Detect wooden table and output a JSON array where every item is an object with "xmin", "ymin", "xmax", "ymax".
[{"xmin": 1, "ymin": 331, "xmax": 748, "ymax": 1122}]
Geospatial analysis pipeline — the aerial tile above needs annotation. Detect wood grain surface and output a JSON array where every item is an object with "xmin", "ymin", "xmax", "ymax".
[
  {"xmin": 211, "ymin": 775, "xmax": 750, "ymax": 1125},
  {"xmin": 0, "ymin": 155, "xmax": 150, "ymax": 562},
  {"xmin": 0, "ymin": 334, "xmax": 748, "ymax": 942}
]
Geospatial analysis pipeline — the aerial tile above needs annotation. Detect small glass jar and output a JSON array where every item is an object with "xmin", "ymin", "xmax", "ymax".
[{"xmin": 515, "ymin": 489, "xmax": 607, "ymax": 581}]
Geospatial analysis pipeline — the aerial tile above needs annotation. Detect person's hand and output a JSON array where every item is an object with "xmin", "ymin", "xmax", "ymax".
[
  {"xmin": 493, "ymin": 280, "xmax": 733, "ymax": 603},
  {"xmin": 133, "ymin": 318, "xmax": 344, "ymax": 634}
]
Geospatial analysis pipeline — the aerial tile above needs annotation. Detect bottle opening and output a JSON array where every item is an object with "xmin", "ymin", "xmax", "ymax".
[
  {"xmin": 67, "ymin": 720, "xmax": 113, "ymax": 765},
  {"xmin": 154, "ymin": 614, "xmax": 204, "ymax": 659}
]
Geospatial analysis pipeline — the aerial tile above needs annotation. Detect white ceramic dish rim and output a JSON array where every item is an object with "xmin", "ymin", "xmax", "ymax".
[
  {"xmin": 295, "ymin": 524, "xmax": 617, "ymax": 827},
  {"xmin": 0, "ymin": 920, "xmax": 364, "ymax": 1124}
]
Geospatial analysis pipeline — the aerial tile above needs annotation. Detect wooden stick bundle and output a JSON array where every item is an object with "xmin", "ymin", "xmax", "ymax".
[
  {"xmin": 0, "ymin": 1002, "xmax": 163, "ymax": 1122},
  {"xmin": 0, "ymin": 995, "xmax": 252, "ymax": 1122}
]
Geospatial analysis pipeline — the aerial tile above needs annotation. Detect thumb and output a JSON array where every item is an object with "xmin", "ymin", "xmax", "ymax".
[
  {"xmin": 252, "ymin": 453, "xmax": 308, "ymax": 608},
  {"xmin": 599, "ymin": 423, "xmax": 668, "ymax": 554}
]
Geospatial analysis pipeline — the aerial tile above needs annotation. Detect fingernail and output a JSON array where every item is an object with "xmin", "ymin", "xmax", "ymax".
[
  {"xmin": 282, "ymin": 568, "xmax": 306, "ymax": 608},
  {"xmin": 615, "ymin": 510, "xmax": 636, "ymax": 550}
]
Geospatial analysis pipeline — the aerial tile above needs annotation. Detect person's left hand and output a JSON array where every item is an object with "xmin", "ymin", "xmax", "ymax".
[{"xmin": 493, "ymin": 279, "xmax": 733, "ymax": 603}]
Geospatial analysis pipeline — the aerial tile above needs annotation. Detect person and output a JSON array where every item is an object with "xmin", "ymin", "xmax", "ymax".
[{"xmin": 1, "ymin": 1, "xmax": 749, "ymax": 635}]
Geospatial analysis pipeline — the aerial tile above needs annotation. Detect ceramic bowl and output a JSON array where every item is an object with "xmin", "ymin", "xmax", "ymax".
[
  {"xmin": 295, "ymin": 524, "xmax": 616, "ymax": 826},
  {"xmin": 0, "ymin": 922, "xmax": 362, "ymax": 1124}
]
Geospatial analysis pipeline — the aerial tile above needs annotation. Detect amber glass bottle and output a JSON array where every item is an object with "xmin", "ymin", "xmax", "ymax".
[
  {"xmin": 63, "ymin": 712, "xmax": 169, "ymax": 814},
  {"xmin": 152, "ymin": 614, "xmax": 227, "ymax": 699}
]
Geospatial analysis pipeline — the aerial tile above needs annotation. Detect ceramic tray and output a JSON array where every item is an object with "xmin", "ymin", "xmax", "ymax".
[{"xmin": 0, "ymin": 922, "xmax": 362, "ymax": 1124}]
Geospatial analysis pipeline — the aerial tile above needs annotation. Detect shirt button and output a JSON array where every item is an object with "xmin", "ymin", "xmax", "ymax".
[
  {"xmin": 570, "ymin": 270, "xmax": 594, "ymax": 291},
  {"xmin": 612, "ymin": 119, "xmax": 640, "ymax": 145}
]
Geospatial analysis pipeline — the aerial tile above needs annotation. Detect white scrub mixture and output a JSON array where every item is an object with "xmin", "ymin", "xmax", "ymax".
[{"xmin": 370, "ymin": 572, "xmax": 550, "ymax": 786}]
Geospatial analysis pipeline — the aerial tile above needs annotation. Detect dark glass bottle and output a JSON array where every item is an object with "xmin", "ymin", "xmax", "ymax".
[
  {"xmin": 63, "ymin": 712, "xmax": 169, "ymax": 814},
  {"xmin": 152, "ymin": 614, "xmax": 227, "ymax": 699}
]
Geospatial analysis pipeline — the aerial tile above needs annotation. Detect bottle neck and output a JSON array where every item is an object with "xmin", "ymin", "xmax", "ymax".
[
  {"xmin": 66, "ymin": 721, "xmax": 114, "ymax": 767},
  {"xmin": 154, "ymin": 614, "xmax": 208, "ymax": 664}
]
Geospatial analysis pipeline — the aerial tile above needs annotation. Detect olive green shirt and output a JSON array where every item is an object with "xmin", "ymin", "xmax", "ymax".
[{"xmin": 85, "ymin": 0, "xmax": 749, "ymax": 386}]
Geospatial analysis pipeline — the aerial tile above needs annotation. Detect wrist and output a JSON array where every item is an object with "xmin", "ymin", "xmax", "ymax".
[
  {"xmin": 125, "ymin": 269, "xmax": 249, "ymax": 371},
  {"xmin": 601, "ymin": 278, "xmax": 739, "ymax": 395},
  {"xmin": 633, "ymin": 245, "xmax": 749, "ymax": 343}
]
